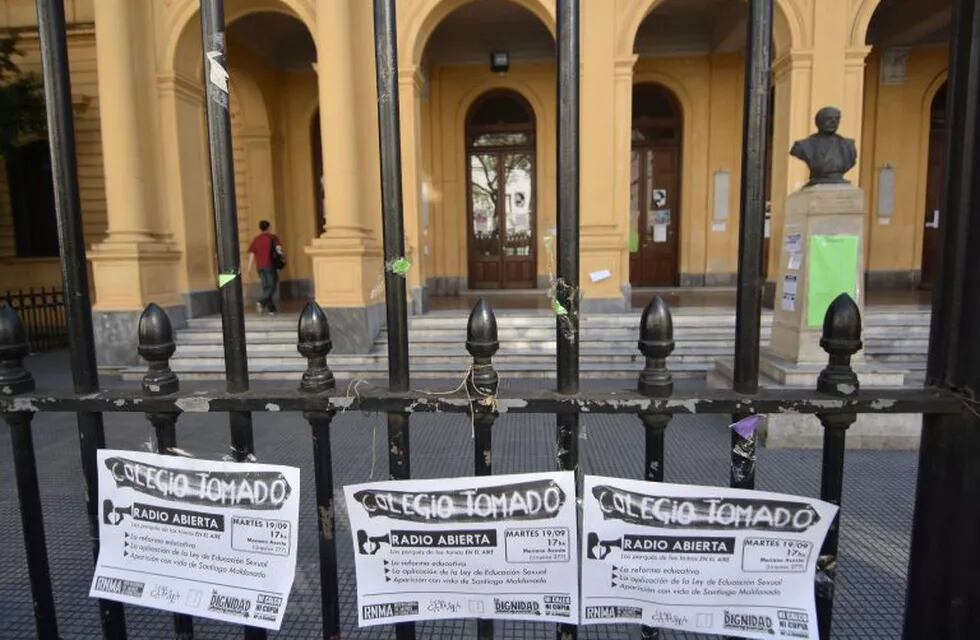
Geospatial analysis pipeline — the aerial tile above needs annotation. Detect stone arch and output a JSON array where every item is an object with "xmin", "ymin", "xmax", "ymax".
[
  {"xmin": 850, "ymin": 0, "xmax": 884, "ymax": 48},
  {"xmin": 405, "ymin": 0, "xmax": 556, "ymax": 68},
  {"xmin": 618, "ymin": 0, "xmax": 804, "ymax": 58},
  {"xmin": 163, "ymin": 0, "xmax": 316, "ymax": 78}
]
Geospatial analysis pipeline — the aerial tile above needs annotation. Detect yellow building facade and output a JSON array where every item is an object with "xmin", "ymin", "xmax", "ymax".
[{"xmin": 0, "ymin": 0, "xmax": 951, "ymax": 362}]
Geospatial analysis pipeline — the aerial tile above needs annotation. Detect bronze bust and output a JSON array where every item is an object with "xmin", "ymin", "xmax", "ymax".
[{"xmin": 790, "ymin": 107, "xmax": 857, "ymax": 187}]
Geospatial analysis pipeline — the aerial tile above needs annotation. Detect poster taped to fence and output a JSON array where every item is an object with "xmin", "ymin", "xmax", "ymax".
[
  {"xmin": 581, "ymin": 476, "xmax": 837, "ymax": 640},
  {"xmin": 345, "ymin": 471, "xmax": 579, "ymax": 626},
  {"xmin": 88, "ymin": 450, "xmax": 300, "ymax": 630}
]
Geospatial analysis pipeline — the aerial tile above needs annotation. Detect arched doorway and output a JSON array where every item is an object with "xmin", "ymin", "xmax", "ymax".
[
  {"xmin": 630, "ymin": 83, "xmax": 682, "ymax": 287},
  {"xmin": 921, "ymin": 82, "xmax": 946, "ymax": 287},
  {"xmin": 466, "ymin": 90, "xmax": 537, "ymax": 289}
]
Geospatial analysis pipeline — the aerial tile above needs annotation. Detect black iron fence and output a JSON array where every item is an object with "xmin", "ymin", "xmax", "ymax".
[
  {"xmin": 0, "ymin": 1, "xmax": 978, "ymax": 640},
  {"xmin": 1, "ymin": 287, "xmax": 67, "ymax": 352}
]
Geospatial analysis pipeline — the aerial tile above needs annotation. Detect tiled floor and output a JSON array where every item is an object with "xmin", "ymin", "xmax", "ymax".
[{"xmin": 0, "ymin": 356, "xmax": 919, "ymax": 638}]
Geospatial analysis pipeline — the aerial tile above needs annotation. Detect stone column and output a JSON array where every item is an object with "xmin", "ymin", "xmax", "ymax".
[
  {"xmin": 578, "ymin": 1, "xmax": 631, "ymax": 312},
  {"xmin": 398, "ymin": 66, "xmax": 424, "ymax": 313},
  {"xmin": 305, "ymin": 0, "xmax": 383, "ymax": 352},
  {"xmin": 89, "ymin": 0, "xmax": 182, "ymax": 366}
]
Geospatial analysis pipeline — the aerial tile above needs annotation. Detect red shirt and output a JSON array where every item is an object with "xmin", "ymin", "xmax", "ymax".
[{"xmin": 249, "ymin": 233, "xmax": 279, "ymax": 269}]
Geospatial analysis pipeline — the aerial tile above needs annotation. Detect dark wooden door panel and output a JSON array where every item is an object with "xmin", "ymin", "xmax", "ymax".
[
  {"xmin": 921, "ymin": 128, "xmax": 944, "ymax": 287},
  {"xmin": 630, "ymin": 146, "xmax": 680, "ymax": 287}
]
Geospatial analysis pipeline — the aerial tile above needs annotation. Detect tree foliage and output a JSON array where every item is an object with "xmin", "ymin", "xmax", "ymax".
[{"xmin": 0, "ymin": 35, "xmax": 47, "ymax": 155}]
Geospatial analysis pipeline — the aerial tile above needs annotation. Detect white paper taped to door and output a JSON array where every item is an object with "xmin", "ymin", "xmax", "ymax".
[
  {"xmin": 580, "ymin": 476, "xmax": 836, "ymax": 639},
  {"xmin": 345, "ymin": 471, "xmax": 580, "ymax": 627},
  {"xmin": 89, "ymin": 450, "xmax": 300, "ymax": 630}
]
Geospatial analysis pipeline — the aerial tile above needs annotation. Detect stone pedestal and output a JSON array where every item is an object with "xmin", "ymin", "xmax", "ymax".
[
  {"xmin": 709, "ymin": 183, "xmax": 920, "ymax": 449},
  {"xmin": 771, "ymin": 184, "xmax": 865, "ymax": 364}
]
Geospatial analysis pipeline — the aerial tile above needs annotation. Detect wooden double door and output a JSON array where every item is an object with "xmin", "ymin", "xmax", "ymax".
[
  {"xmin": 629, "ymin": 145, "xmax": 680, "ymax": 286},
  {"xmin": 467, "ymin": 148, "xmax": 536, "ymax": 289}
]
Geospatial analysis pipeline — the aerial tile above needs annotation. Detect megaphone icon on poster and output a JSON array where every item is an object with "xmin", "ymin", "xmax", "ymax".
[
  {"xmin": 587, "ymin": 532, "xmax": 622, "ymax": 560},
  {"xmin": 357, "ymin": 530, "xmax": 391, "ymax": 555}
]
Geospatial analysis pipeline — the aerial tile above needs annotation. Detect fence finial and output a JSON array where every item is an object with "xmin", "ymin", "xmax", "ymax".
[
  {"xmin": 638, "ymin": 296, "xmax": 674, "ymax": 397},
  {"xmin": 138, "ymin": 303, "xmax": 178, "ymax": 395},
  {"xmin": 817, "ymin": 293, "xmax": 862, "ymax": 395},
  {"xmin": 466, "ymin": 297, "xmax": 499, "ymax": 396},
  {"xmin": 298, "ymin": 301, "xmax": 335, "ymax": 392},
  {"xmin": 0, "ymin": 302, "xmax": 34, "ymax": 394}
]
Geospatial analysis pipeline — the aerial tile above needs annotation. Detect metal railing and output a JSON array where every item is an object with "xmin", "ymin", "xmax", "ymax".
[
  {"xmin": 0, "ymin": 1, "xmax": 978, "ymax": 639},
  {"xmin": 1, "ymin": 287, "xmax": 67, "ymax": 352}
]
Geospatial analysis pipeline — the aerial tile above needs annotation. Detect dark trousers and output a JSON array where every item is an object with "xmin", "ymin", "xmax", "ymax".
[{"xmin": 258, "ymin": 267, "xmax": 278, "ymax": 311}]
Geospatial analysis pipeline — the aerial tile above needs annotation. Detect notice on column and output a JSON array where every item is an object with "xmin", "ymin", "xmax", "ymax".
[
  {"xmin": 345, "ymin": 472, "xmax": 579, "ymax": 627},
  {"xmin": 581, "ymin": 476, "xmax": 837, "ymax": 640},
  {"xmin": 89, "ymin": 450, "xmax": 300, "ymax": 630}
]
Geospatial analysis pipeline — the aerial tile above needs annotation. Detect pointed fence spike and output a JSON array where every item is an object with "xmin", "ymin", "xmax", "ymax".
[
  {"xmin": 0, "ymin": 301, "xmax": 34, "ymax": 394},
  {"xmin": 638, "ymin": 296, "xmax": 674, "ymax": 397},
  {"xmin": 298, "ymin": 301, "xmax": 335, "ymax": 392},
  {"xmin": 817, "ymin": 293, "xmax": 862, "ymax": 395},
  {"xmin": 466, "ymin": 297, "xmax": 499, "ymax": 396},
  {"xmin": 138, "ymin": 303, "xmax": 178, "ymax": 395}
]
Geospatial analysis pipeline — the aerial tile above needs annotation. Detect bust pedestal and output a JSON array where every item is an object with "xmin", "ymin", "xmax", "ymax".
[{"xmin": 708, "ymin": 184, "xmax": 919, "ymax": 449}]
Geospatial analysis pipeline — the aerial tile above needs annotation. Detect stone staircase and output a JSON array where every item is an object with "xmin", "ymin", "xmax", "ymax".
[{"xmin": 127, "ymin": 306, "xmax": 931, "ymax": 381}]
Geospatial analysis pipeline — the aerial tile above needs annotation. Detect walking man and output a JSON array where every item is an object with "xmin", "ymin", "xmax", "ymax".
[{"xmin": 247, "ymin": 220, "xmax": 284, "ymax": 314}]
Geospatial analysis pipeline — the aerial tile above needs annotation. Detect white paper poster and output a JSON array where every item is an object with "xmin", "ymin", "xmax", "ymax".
[
  {"xmin": 653, "ymin": 224, "xmax": 668, "ymax": 243},
  {"xmin": 89, "ymin": 450, "xmax": 300, "ymax": 630},
  {"xmin": 787, "ymin": 253, "xmax": 802, "ymax": 271},
  {"xmin": 712, "ymin": 222, "xmax": 727, "ymax": 233},
  {"xmin": 345, "ymin": 472, "xmax": 579, "ymax": 627},
  {"xmin": 782, "ymin": 275, "xmax": 798, "ymax": 296},
  {"xmin": 781, "ymin": 293, "xmax": 796, "ymax": 311},
  {"xmin": 785, "ymin": 232, "xmax": 803, "ymax": 254},
  {"xmin": 581, "ymin": 476, "xmax": 836, "ymax": 640}
]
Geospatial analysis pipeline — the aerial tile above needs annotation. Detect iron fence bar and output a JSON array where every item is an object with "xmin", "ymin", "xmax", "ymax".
[
  {"xmin": 812, "ymin": 295, "xmax": 863, "ymax": 639},
  {"xmin": 0, "ymin": 387, "xmax": 959, "ymax": 416},
  {"xmin": 198, "ymin": 2, "xmax": 262, "ymax": 638},
  {"xmin": 927, "ymin": 2, "xmax": 976, "ymax": 387},
  {"xmin": 138, "ymin": 305, "xmax": 194, "ymax": 638},
  {"xmin": 555, "ymin": 4, "xmax": 579, "ymax": 635},
  {"xmin": 34, "ymin": 0, "xmax": 126, "ymax": 636},
  {"xmin": 906, "ymin": 0, "xmax": 980, "ymax": 636},
  {"xmin": 729, "ymin": 0, "xmax": 772, "ymax": 495},
  {"xmin": 466, "ymin": 298, "xmax": 500, "ymax": 640},
  {"xmin": 6, "ymin": 411, "xmax": 60, "ymax": 639},
  {"xmin": 372, "ymin": 2, "xmax": 413, "ymax": 639},
  {"xmin": 297, "ymin": 301, "xmax": 341, "ymax": 640},
  {"xmin": 0, "ymin": 306, "xmax": 59, "ymax": 639},
  {"xmin": 637, "ymin": 297, "xmax": 675, "ymax": 640}
]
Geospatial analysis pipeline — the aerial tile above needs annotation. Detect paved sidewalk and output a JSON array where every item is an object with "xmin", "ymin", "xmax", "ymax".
[{"xmin": 0, "ymin": 352, "xmax": 917, "ymax": 638}]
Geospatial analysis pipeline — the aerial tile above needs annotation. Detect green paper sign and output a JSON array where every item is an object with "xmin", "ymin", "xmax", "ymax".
[
  {"xmin": 807, "ymin": 234, "xmax": 858, "ymax": 327},
  {"xmin": 552, "ymin": 299, "xmax": 568, "ymax": 317},
  {"xmin": 217, "ymin": 272, "xmax": 237, "ymax": 288},
  {"xmin": 629, "ymin": 230, "xmax": 640, "ymax": 253}
]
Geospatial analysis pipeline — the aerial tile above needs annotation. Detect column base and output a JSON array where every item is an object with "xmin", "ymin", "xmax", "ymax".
[
  {"xmin": 89, "ymin": 242, "xmax": 185, "ymax": 367},
  {"xmin": 94, "ymin": 304, "xmax": 187, "ymax": 368},
  {"xmin": 579, "ymin": 231, "xmax": 631, "ymax": 312},
  {"xmin": 306, "ymin": 232, "xmax": 384, "ymax": 352},
  {"xmin": 89, "ymin": 241, "xmax": 183, "ymax": 310}
]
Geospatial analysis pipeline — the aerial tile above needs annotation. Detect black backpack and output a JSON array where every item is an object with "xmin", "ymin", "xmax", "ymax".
[{"xmin": 270, "ymin": 237, "xmax": 286, "ymax": 270}]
